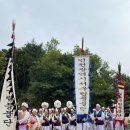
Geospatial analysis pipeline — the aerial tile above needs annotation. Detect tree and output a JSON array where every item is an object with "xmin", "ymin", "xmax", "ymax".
[
  {"xmin": 0, "ymin": 49, "xmax": 7, "ymax": 94},
  {"xmin": 26, "ymin": 39, "xmax": 74, "ymax": 107},
  {"xmin": 0, "ymin": 38, "xmax": 130, "ymax": 109}
]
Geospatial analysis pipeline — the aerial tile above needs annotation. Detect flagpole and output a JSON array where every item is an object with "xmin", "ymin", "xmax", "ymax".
[
  {"xmin": 81, "ymin": 37, "xmax": 84, "ymax": 130},
  {"xmin": 114, "ymin": 63, "xmax": 126, "ymax": 130},
  {"xmin": 80, "ymin": 37, "xmax": 85, "ymax": 54},
  {"xmin": 12, "ymin": 20, "xmax": 15, "ymax": 42},
  {"xmin": 11, "ymin": 20, "xmax": 19, "ymax": 130},
  {"xmin": 10, "ymin": 20, "xmax": 18, "ymax": 130},
  {"xmin": 0, "ymin": 20, "xmax": 17, "ymax": 130},
  {"xmin": 11, "ymin": 20, "xmax": 16, "ymax": 61}
]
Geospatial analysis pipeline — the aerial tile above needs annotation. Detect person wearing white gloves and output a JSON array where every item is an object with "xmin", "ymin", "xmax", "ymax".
[{"xmin": 91, "ymin": 104, "xmax": 105, "ymax": 130}]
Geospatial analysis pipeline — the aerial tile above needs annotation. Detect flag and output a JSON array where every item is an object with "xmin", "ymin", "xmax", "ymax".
[
  {"xmin": 118, "ymin": 84, "xmax": 125, "ymax": 89},
  {"xmin": 7, "ymin": 42, "xmax": 14, "ymax": 47},
  {"xmin": 114, "ymin": 64, "xmax": 125, "ymax": 127},
  {"xmin": 0, "ymin": 25, "xmax": 17, "ymax": 130},
  {"xmin": 74, "ymin": 56, "xmax": 90, "ymax": 119}
]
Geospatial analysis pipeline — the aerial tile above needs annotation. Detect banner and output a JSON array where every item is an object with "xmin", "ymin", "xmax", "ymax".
[
  {"xmin": 0, "ymin": 57, "xmax": 17, "ymax": 130},
  {"xmin": 114, "ymin": 64, "xmax": 125, "ymax": 127},
  {"xmin": 74, "ymin": 56, "xmax": 90, "ymax": 117},
  {"xmin": 116, "ymin": 87, "xmax": 124, "ymax": 120},
  {"xmin": 0, "ymin": 21, "xmax": 17, "ymax": 130}
]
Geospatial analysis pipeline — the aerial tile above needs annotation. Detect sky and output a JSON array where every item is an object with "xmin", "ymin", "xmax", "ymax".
[{"xmin": 0, "ymin": 0, "xmax": 130, "ymax": 76}]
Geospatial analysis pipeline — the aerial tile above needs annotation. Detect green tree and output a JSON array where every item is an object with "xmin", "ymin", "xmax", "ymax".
[
  {"xmin": 0, "ymin": 49, "xmax": 7, "ymax": 94},
  {"xmin": 0, "ymin": 38, "xmax": 130, "ymax": 110}
]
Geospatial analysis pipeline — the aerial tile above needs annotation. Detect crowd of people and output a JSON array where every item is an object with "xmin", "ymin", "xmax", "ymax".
[{"xmin": 17, "ymin": 102, "xmax": 124, "ymax": 130}]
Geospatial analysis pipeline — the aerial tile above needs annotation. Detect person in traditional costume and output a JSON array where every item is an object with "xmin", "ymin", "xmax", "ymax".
[
  {"xmin": 102, "ymin": 107, "xmax": 107, "ymax": 129},
  {"xmin": 40, "ymin": 109, "xmax": 50, "ymax": 130},
  {"xmin": 60, "ymin": 108, "xmax": 64, "ymax": 117},
  {"xmin": 91, "ymin": 104, "xmax": 105, "ymax": 130},
  {"xmin": 104, "ymin": 109, "xmax": 108, "ymax": 130},
  {"xmin": 70, "ymin": 109, "xmax": 76, "ymax": 130},
  {"xmin": 38, "ymin": 108, "xmax": 43, "ymax": 118},
  {"xmin": 41, "ymin": 102, "xmax": 49, "ymax": 116},
  {"xmin": 51, "ymin": 108, "xmax": 55, "ymax": 114},
  {"xmin": 29, "ymin": 109, "xmax": 41, "ymax": 130},
  {"xmin": 83, "ymin": 115, "xmax": 94, "ymax": 130},
  {"xmin": 52, "ymin": 109, "xmax": 61, "ymax": 130},
  {"xmin": 37, "ymin": 109, "xmax": 43, "ymax": 130},
  {"xmin": 102, "ymin": 107, "xmax": 105, "ymax": 113},
  {"xmin": 77, "ymin": 116, "xmax": 85, "ymax": 130},
  {"xmin": 49, "ymin": 109, "xmax": 53, "ymax": 130},
  {"xmin": 90, "ymin": 108, "xmax": 96, "ymax": 130},
  {"xmin": 104, "ymin": 107, "xmax": 114, "ymax": 130},
  {"xmin": 17, "ymin": 102, "xmax": 31, "ymax": 130},
  {"xmin": 60, "ymin": 107, "xmax": 70, "ymax": 130}
]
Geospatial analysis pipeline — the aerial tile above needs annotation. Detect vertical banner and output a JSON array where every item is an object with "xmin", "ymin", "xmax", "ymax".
[
  {"xmin": 115, "ymin": 83, "xmax": 125, "ymax": 126},
  {"xmin": 0, "ymin": 58, "xmax": 17, "ymax": 130},
  {"xmin": 0, "ymin": 21, "xmax": 17, "ymax": 130},
  {"xmin": 114, "ymin": 64, "xmax": 125, "ymax": 127},
  {"xmin": 74, "ymin": 56, "xmax": 90, "ymax": 118}
]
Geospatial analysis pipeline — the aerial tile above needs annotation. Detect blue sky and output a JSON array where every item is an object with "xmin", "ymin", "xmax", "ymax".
[{"xmin": 0, "ymin": 0, "xmax": 130, "ymax": 76}]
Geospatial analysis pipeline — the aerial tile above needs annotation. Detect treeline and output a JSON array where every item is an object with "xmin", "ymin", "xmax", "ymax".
[{"xmin": 0, "ymin": 38, "xmax": 130, "ymax": 109}]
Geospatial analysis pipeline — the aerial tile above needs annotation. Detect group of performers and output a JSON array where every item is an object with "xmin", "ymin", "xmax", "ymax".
[{"xmin": 17, "ymin": 102, "xmax": 124, "ymax": 130}]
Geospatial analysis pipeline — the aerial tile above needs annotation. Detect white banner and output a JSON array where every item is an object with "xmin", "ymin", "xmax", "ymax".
[
  {"xmin": 116, "ymin": 88, "xmax": 124, "ymax": 120},
  {"xmin": 74, "ymin": 56, "xmax": 90, "ymax": 115},
  {"xmin": 0, "ymin": 58, "xmax": 17, "ymax": 130}
]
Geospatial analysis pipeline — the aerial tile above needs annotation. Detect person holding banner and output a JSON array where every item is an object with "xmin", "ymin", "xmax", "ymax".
[
  {"xmin": 17, "ymin": 102, "xmax": 31, "ymax": 130},
  {"xmin": 91, "ymin": 104, "xmax": 105, "ymax": 130},
  {"xmin": 70, "ymin": 109, "xmax": 76, "ymax": 130}
]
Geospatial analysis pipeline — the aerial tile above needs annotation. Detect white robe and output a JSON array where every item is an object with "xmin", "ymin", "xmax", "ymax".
[
  {"xmin": 18, "ymin": 110, "xmax": 30, "ymax": 130},
  {"xmin": 91, "ymin": 110, "xmax": 105, "ymax": 130},
  {"xmin": 77, "ymin": 123, "xmax": 86, "ymax": 130},
  {"xmin": 52, "ymin": 115, "xmax": 61, "ymax": 130},
  {"xmin": 39, "ymin": 115, "xmax": 51, "ymax": 130},
  {"xmin": 60, "ymin": 113, "xmax": 69, "ymax": 130},
  {"xmin": 70, "ymin": 114, "xmax": 76, "ymax": 130}
]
